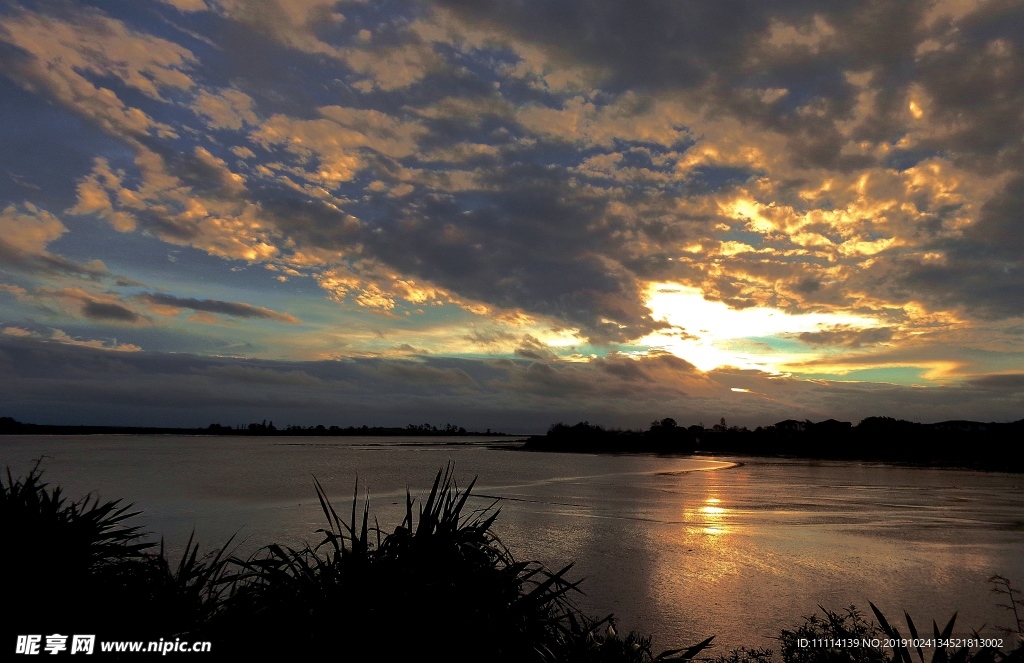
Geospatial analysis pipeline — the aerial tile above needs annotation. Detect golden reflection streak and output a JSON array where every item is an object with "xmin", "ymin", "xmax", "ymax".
[{"xmin": 683, "ymin": 494, "xmax": 731, "ymax": 537}]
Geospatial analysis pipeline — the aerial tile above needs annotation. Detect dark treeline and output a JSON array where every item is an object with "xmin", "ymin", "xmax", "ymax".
[
  {"xmin": 524, "ymin": 416, "xmax": 1024, "ymax": 472},
  {"xmin": 0, "ymin": 416, "xmax": 504, "ymax": 437}
]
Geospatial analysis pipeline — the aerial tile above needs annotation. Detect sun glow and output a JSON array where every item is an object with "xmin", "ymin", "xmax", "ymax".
[{"xmin": 640, "ymin": 282, "xmax": 881, "ymax": 372}]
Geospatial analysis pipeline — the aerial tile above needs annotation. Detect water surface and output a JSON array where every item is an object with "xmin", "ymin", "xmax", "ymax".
[{"xmin": 3, "ymin": 435, "xmax": 1022, "ymax": 651}]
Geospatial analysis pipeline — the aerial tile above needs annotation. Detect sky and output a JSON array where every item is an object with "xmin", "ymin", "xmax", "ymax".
[{"xmin": 1, "ymin": 0, "xmax": 1023, "ymax": 432}]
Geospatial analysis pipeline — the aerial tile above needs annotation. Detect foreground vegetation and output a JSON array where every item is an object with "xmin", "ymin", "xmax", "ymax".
[{"xmin": 3, "ymin": 463, "xmax": 1022, "ymax": 661}]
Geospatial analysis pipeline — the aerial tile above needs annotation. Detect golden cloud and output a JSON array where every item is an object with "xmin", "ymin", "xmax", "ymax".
[
  {"xmin": 0, "ymin": 9, "xmax": 193, "ymax": 140},
  {"xmin": 0, "ymin": 203, "xmax": 66, "ymax": 253}
]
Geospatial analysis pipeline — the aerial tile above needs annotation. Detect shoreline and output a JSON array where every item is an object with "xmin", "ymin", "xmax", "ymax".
[{"xmin": 513, "ymin": 441, "xmax": 1024, "ymax": 474}]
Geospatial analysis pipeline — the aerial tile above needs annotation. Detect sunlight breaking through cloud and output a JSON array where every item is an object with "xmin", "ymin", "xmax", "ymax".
[{"xmin": 640, "ymin": 283, "xmax": 882, "ymax": 373}]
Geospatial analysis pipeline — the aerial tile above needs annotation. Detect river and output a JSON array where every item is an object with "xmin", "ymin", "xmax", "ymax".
[{"xmin": 3, "ymin": 434, "xmax": 1022, "ymax": 651}]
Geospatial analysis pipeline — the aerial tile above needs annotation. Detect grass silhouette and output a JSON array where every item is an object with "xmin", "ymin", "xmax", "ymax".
[{"xmin": 3, "ymin": 463, "xmax": 712, "ymax": 661}]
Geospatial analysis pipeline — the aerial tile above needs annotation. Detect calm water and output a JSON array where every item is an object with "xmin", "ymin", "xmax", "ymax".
[{"xmin": 3, "ymin": 435, "xmax": 1023, "ymax": 651}]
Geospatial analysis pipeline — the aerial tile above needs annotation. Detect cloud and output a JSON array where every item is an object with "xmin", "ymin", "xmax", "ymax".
[
  {"xmin": 911, "ymin": 7, "xmax": 1024, "ymax": 171},
  {"xmin": 0, "ymin": 7, "xmax": 195, "ymax": 98},
  {"xmin": 81, "ymin": 300, "xmax": 141, "ymax": 323},
  {"xmin": 431, "ymin": 0, "xmax": 1023, "ymax": 176},
  {"xmin": 213, "ymin": 0, "xmax": 445, "ymax": 91},
  {"xmin": 68, "ymin": 149, "xmax": 277, "ymax": 262},
  {"xmin": 0, "ymin": 7, "xmax": 192, "ymax": 140},
  {"xmin": 0, "ymin": 203, "xmax": 107, "ymax": 280},
  {"xmin": 68, "ymin": 160, "xmax": 138, "ymax": 232},
  {"xmin": 3, "ymin": 326, "xmax": 140, "ymax": 352},
  {"xmin": 343, "ymin": 162, "xmax": 671, "ymax": 342},
  {"xmin": 160, "ymin": 0, "xmax": 209, "ymax": 14},
  {"xmin": 213, "ymin": 0, "xmax": 346, "ymax": 58},
  {"xmin": 907, "ymin": 174, "xmax": 1024, "ymax": 317},
  {"xmin": 966, "ymin": 373, "xmax": 1024, "ymax": 391},
  {"xmin": 137, "ymin": 293, "xmax": 301, "ymax": 323},
  {"xmin": 0, "ymin": 202, "xmax": 65, "ymax": 253},
  {"xmin": 4, "ymin": 0, "xmax": 1024, "ymax": 416},
  {"xmin": 373, "ymin": 361, "xmax": 477, "ymax": 386},
  {"xmin": 38, "ymin": 287, "xmax": 145, "ymax": 324},
  {"xmin": 250, "ymin": 106, "xmax": 425, "ymax": 187},
  {"xmin": 797, "ymin": 326, "xmax": 895, "ymax": 347},
  {"xmin": 193, "ymin": 88, "xmax": 259, "ymax": 130},
  {"xmin": 3, "ymin": 334, "xmax": 1022, "ymax": 430},
  {"xmin": 200, "ymin": 364, "xmax": 324, "ymax": 386},
  {"xmin": 342, "ymin": 42, "xmax": 440, "ymax": 92},
  {"xmin": 49, "ymin": 329, "xmax": 142, "ymax": 351},
  {"xmin": 2, "ymin": 326, "xmax": 32, "ymax": 337}
]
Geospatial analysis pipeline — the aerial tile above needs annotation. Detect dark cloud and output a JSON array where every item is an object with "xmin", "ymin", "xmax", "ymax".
[
  {"xmin": 201, "ymin": 364, "xmax": 326, "ymax": 387},
  {"xmin": 437, "ymin": 0, "xmax": 1021, "ymax": 171},
  {"xmin": 250, "ymin": 152, "xmax": 671, "ymax": 342},
  {"xmin": 914, "ymin": 1, "xmax": 1024, "ymax": 171},
  {"xmin": 437, "ymin": 0, "xmax": 827, "ymax": 91},
  {"xmin": 798, "ymin": 326, "xmax": 894, "ymax": 348},
  {"xmin": 374, "ymin": 361, "xmax": 477, "ymax": 387},
  {"xmin": 212, "ymin": 5, "xmax": 362, "ymax": 120},
  {"xmin": 599, "ymin": 357, "xmax": 656, "ymax": 383},
  {"xmin": 82, "ymin": 300, "xmax": 140, "ymax": 322},
  {"xmin": 967, "ymin": 373, "xmax": 1024, "ymax": 390},
  {"xmin": 513, "ymin": 336, "xmax": 559, "ymax": 362},
  {"xmin": 898, "ymin": 175, "xmax": 1024, "ymax": 318},
  {"xmin": 138, "ymin": 293, "xmax": 300, "ymax": 323},
  {"xmin": 3, "ymin": 335, "xmax": 1021, "ymax": 431},
  {"xmin": 463, "ymin": 328, "xmax": 519, "ymax": 345},
  {"xmin": 354, "ymin": 163, "xmax": 666, "ymax": 342},
  {"xmin": 153, "ymin": 144, "xmax": 246, "ymax": 199},
  {"xmin": 259, "ymin": 195, "xmax": 362, "ymax": 250},
  {"xmin": 793, "ymin": 278, "xmax": 821, "ymax": 294},
  {"xmin": 0, "ymin": 240, "xmax": 106, "ymax": 280}
]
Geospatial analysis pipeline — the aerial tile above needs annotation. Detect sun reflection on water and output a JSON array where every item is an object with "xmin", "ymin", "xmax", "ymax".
[{"xmin": 684, "ymin": 495, "xmax": 732, "ymax": 536}]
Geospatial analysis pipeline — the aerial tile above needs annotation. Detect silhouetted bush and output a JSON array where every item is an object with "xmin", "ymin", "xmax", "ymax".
[
  {"xmin": 2, "ymin": 464, "xmax": 711, "ymax": 661},
  {"xmin": 1, "ymin": 463, "xmax": 232, "ymax": 644}
]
